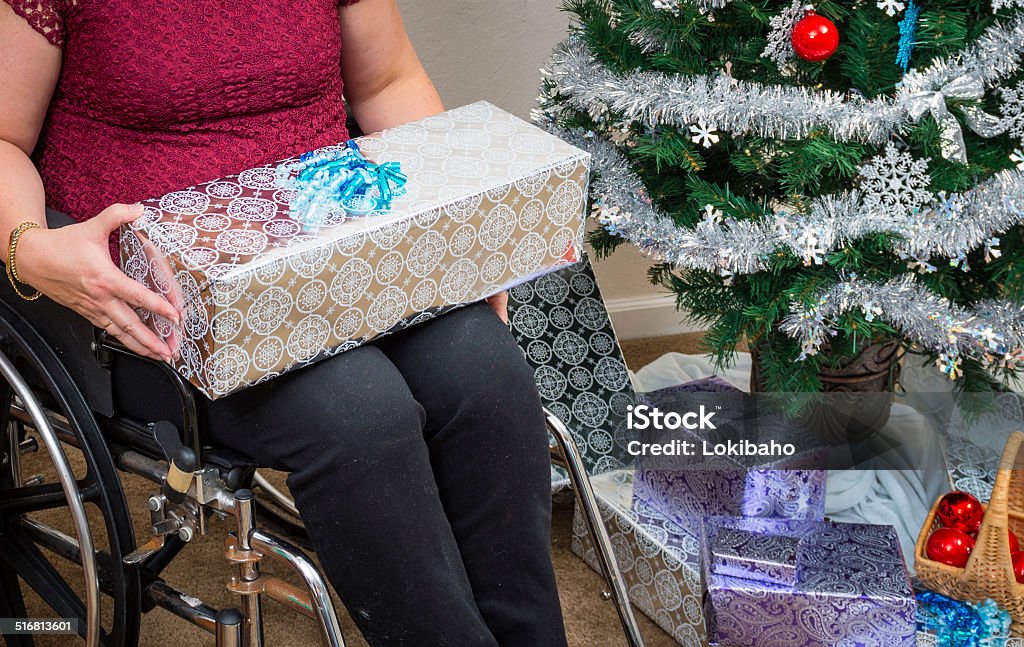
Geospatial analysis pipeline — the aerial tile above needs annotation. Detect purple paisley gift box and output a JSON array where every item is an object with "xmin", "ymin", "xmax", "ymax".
[
  {"xmin": 701, "ymin": 516, "xmax": 916, "ymax": 647},
  {"xmin": 711, "ymin": 526, "xmax": 800, "ymax": 586},
  {"xmin": 631, "ymin": 378, "xmax": 827, "ymax": 528}
]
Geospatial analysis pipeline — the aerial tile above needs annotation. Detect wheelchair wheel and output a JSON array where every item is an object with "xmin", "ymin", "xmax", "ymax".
[{"xmin": 0, "ymin": 302, "xmax": 141, "ymax": 646}]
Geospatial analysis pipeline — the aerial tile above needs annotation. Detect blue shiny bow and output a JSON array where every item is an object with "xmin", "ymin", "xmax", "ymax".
[{"xmin": 276, "ymin": 140, "xmax": 408, "ymax": 229}]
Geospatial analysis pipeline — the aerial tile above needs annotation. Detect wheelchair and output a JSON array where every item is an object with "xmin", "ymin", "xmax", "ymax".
[{"xmin": 0, "ymin": 212, "xmax": 645, "ymax": 647}]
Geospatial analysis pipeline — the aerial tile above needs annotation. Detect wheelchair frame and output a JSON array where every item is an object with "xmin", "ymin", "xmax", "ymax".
[{"xmin": 0, "ymin": 306, "xmax": 645, "ymax": 646}]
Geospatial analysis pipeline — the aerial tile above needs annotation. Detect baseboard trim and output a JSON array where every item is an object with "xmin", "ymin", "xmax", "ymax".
[{"xmin": 603, "ymin": 294, "xmax": 704, "ymax": 340}]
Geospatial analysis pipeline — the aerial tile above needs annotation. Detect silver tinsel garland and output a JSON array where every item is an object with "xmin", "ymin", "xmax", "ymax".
[
  {"xmin": 541, "ymin": 15, "xmax": 1024, "ymax": 145},
  {"xmin": 649, "ymin": 0, "xmax": 730, "ymax": 13},
  {"xmin": 542, "ymin": 122, "xmax": 1024, "ymax": 274},
  {"xmin": 780, "ymin": 276, "xmax": 1024, "ymax": 377},
  {"xmin": 539, "ymin": 123, "xmax": 1024, "ymax": 371}
]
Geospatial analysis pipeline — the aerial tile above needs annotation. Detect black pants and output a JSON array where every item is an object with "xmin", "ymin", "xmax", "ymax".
[{"xmin": 111, "ymin": 302, "xmax": 567, "ymax": 646}]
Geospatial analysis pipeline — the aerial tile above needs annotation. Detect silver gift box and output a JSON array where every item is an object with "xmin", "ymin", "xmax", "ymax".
[{"xmin": 120, "ymin": 102, "xmax": 590, "ymax": 398}]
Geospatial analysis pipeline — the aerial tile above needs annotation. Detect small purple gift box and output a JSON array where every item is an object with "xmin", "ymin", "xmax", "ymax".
[
  {"xmin": 701, "ymin": 516, "xmax": 916, "ymax": 647},
  {"xmin": 711, "ymin": 527, "xmax": 800, "ymax": 586},
  {"xmin": 631, "ymin": 378, "xmax": 827, "ymax": 528}
]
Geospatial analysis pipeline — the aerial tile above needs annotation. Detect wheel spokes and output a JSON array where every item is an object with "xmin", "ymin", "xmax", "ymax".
[
  {"xmin": 0, "ymin": 563, "xmax": 33, "ymax": 647},
  {"xmin": 17, "ymin": 517, "xmax": 120, "ymax": 599},
  {"xmin": 0, "ymin": 532, "xmax": 97, "ymax": 641},
  {"xmin": 0, "ymin": 480, "xmax": 101, "ymax": 516}
]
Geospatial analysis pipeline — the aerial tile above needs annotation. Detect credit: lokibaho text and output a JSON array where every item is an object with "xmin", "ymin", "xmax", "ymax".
[{"xmin": 626, "ymin": 404, "xmax": 797, "ymax": 458}]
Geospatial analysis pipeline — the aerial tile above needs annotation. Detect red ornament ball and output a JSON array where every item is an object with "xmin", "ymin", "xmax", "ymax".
[
  {"xmin": 937, "ymin": 491, "xmax": 985, "ymax": 533},
  {"xmin": 926, "ymin": 528, "xmax": 975, "ymax": 568},
  {"xmin": 1013, "ymin": 551, "xmax": 1024, "ymax": 583},
  {"xmin": 1010, "ymin": 529, "xmax": 1021, "ymax": 554},
  {"xmin": 791, "ymin": 10, "xmax": 839, "ymax": 62}
]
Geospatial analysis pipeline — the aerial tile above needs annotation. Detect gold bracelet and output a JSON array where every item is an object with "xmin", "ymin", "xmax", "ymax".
[{"xmin": 6, "ymin": 222, "xmax": 41, "ymax": 301}]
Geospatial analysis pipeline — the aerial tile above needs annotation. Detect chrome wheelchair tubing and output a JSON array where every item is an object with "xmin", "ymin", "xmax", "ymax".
[
  {"xmin": 234, "ymin": 490, "xmax": 266, "ymax": 647},
  {"xmin": 0, "ymin": 349, "xmax": 102, "ymax": 647},
  {"xmin": 252, "ymin": 470, "xmax": 301, "ymax": 518},
  {"xmin": 249, "ymin": 529, "xmax": 345, "ymax": 647},
  {"xmin": 6, "ymin": 420, "xmax": 23, "ymax": 485},
  {"xmin": 146, "ymin": 580, "xmax": 218, "ymax": 632},
  {"xmin": 216, "ymin": 608, "xmax": 245, "ymax": 647},
  {"xmin": 544, "ymin": 407, "xmax": 646, "ymax": 647},
  {"xmin": 9, "ymin": 401, "xmax": 80, "ymax": 449}
]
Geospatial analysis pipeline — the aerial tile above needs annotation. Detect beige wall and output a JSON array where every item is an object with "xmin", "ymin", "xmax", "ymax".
[{"xmin": 398, "ymin": 0, "xmax": 694, "ymax": 338}]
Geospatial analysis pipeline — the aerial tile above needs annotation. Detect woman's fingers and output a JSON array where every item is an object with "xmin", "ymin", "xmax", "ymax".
[
  {"xmin": 486, "ymin": 291, "xmax": 509, "ymax": 324},
  {"xmin": 94, "ymin": 202, "xmax": 144, "ymax": 233},
  {"xmin": 104, "ymin": 299, "xmax": 172, "ymax": 361},
  {"xmin": 103, "ymin": 322, "xmax": 163, "ymax": 361},
  {"xmin": 109, "ymin": 269, "xmax": 180, "ymax": 325}
]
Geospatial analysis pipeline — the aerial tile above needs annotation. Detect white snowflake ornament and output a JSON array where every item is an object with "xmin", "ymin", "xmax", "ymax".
[
  {"xmin": 859, "ymin": 143, "xmax": 933, "ymax": 218},
  {"xmin": 985, "ymin": 237, "xmax": 1002, "ymax": 262},
  {"xmin": 703, "ymin": 204, "xmax": 723, "ymax": 224},
  {"xmin": 1011, "ymin": 149, "xmax": 1024, "ymax": 170},
  {"xmin": 761, "ymin": 1, "xmax": 804, "ymax": 68},
  {"xmin": 1000, "ymin": 82, "xmax": 1024, "ymax": 142},
  {"xmin": 876, "ymin": 0, "xmax": 905, "ymax": 16},
  {"xmin": 795, "ymin": 226, "xmax": 825, "ymax": 266},
  {"xmin": 592, "ymin": 197, "xmax": 629, "ymax": 230},
  {"xmin": 862, "ymin": 300, "xmax": 883, "ymax": 322},
  {"xmin": 689, "ymin": 120, "xmax": 720, "ymax": 148}
]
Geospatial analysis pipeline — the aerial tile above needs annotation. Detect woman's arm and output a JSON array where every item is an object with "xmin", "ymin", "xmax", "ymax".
[
  {"xmin": 337, "ymin": 1, "xmax": 509, "ymax": 322},
  {"xmin": 0, "ymin": 4, "xmax": 61, "ymax": 241},
  {"xmin": 0, "ymin": 4, "xmax": 178, "ymax": 360},
  {"xmin": 338, "ymin": 0, "xmax": 443, "ymax": 133}
]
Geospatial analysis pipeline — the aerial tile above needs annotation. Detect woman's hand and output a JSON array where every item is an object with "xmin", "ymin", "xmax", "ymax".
[
  {"xmin": 486, "ymin": 291, "xmax": 509, "ymax": 325},
  {"xmin": 16, "ymin": 203, "xmax": 180, "ymax": 361}
]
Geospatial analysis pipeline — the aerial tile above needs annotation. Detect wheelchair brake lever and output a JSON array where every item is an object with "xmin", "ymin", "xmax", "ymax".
[
  {"xmin": 152, "ymin": 421, "xmax": 198, "ymax": 504},
  {"xmin": 153, "ymin": 420, "xmax": 183, "ymax": 464}
]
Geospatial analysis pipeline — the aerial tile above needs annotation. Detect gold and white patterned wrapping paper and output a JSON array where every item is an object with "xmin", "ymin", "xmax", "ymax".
[{"xmin": 120, "ymin": 102, "xmax": 590, "ymax": 399}]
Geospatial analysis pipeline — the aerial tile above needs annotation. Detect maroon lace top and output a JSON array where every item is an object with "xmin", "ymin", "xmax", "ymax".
[{"xmin": 5, "ymin": 0, "xmax": 360, "ymax": 255}]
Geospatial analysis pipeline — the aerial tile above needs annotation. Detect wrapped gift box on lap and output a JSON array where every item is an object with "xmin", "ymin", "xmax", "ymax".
[
  {"xmin": 631, "ymin": 378, "xmax": 827, "ymax": 528},
  {"xmin": 701, "ymin": 515, "xmax": 917, "ymax": 647},
  {"xmin": 120, "ymin": 102, "xmax": 590, "ymax": 398}
]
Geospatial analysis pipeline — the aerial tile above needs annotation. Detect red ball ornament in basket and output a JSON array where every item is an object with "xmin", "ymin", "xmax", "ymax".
[
  {"xmin": 937, "ymin": 491, "xmax": 985, "ymax": 533},
  {"xmin": 915, "ymin": 432, "xmax": 1024, "ymax": 635},
  {"xmin": 925, "ymin": 491, "xmax": 1023, "ymax": 578},
  {"xmin": 791, "ymin": 7, "xmax": 839, "ymax": 62},
  {"xmin": 926, "ymin": 527, "xmax": 975, "ymax": 568}
]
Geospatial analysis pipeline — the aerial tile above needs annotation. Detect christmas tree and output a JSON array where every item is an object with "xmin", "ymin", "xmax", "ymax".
[{"xmin": 535, "ymin": 0, "xmax": 1024, "ymax": 394}]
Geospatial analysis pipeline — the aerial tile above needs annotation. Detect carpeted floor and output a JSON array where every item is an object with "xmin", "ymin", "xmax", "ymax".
[{"xmin": 17, "ymin": 332, "xmax": 706, "ymax": 647}]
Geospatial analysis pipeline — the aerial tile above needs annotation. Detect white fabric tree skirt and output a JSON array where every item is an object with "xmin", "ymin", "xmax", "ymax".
[{"xmin": 627, "ymin": 351, "xmax": 1012, "ymax": 567}]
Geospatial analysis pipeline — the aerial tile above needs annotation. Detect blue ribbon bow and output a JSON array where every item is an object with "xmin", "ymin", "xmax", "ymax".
[{"xmin": 276, "ymin": 140, "xmax": 408, "ymax": 229}]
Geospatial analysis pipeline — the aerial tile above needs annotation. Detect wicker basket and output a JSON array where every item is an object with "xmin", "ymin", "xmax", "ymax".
[{"xmin": 915, "ymin": 431, "xmax": 1024, "ymax": 635}]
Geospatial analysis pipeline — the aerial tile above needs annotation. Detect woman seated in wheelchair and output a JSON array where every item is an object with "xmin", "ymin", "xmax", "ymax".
[{"xmin": 0, "ymin": 1, "xmax": 567, "ymax": 645}]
